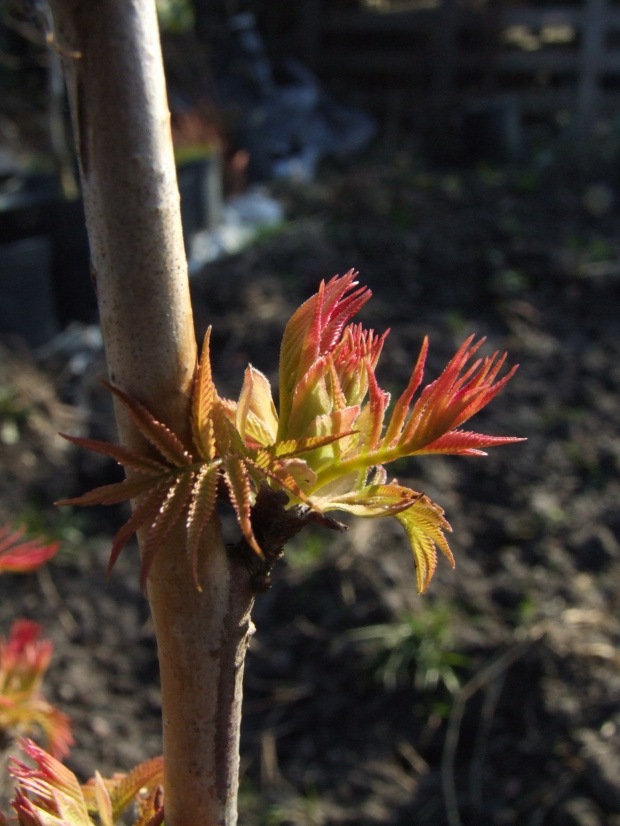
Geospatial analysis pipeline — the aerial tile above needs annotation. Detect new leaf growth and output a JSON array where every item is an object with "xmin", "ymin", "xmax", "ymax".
[
  {"xmin": 0, "ymin": 621, "xmax": 73, "ymax": 759},
  {"xmin": 59, "ymin": 271, "xmax": 523, "ymax": 593}
]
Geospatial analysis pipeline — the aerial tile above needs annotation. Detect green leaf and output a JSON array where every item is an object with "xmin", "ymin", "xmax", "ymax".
[
  {"xmin": 236, "ymin": 364, "xmax": 278, "ymax": 445},
  {"xmin": 270, "ymin": 432, "xmax": 356, "ymax": 459},
  {"xmin": 395, "ymin": 495, "xmax": 454, "ymax": 593},
  {"xmin": 321, "ymin": 483, "xmax": 421, "ymax": 517}
]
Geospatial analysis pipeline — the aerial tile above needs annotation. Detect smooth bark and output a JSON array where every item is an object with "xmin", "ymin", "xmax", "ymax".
[{"xmin": 47, "ymin": 2, "xmax": 248, "ymax": 822}]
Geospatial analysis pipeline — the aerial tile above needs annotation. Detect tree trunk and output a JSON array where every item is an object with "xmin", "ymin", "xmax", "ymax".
[{"xmin": 46, "ymin": 2, "xmax": 249, "ymax": 822}]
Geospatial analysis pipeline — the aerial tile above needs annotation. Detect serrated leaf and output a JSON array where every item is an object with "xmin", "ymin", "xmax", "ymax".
[
  {"xmin": 116, "ymin": 756, "xmax": 163, "ymax": 810},
  {"xmin": 244, "ymin": 453, "xmax": 314, "ymax": 508},
  {"xmin": 333, "ymin": 325, "xmax": 389, "ymax": 407},
  {"xmin": 107, "ymin": 480, "xmax": 171, "ymax": 575},
  {"xmin": 362, "ymin": 366, "xmax": 390, "ymax": 451},
  {"xmin": 140, "ymin": 472, "xmax": 195, "ymax": 590},
  {"xmin": 211, "ymin": 397, "xmax": 245, "ymax": 457},
  {"xmin": 192, "ymin": 327, "xmax": 217, "ymax": 460},
  {"xmin": 395, "ymin": 496, "xmax": 454, "ymax": 593},
  {"xmin": 279, "ymin": 271, "xmax": 371, "ymax": 435},
  {"xmin": 322, "ymin": 484, "xmax": 421, "ymax": 517},
  {"xmin": 103, "ymin": 380, "xmax": 193, "ymax": 467},
  {"xmin": 59, "ymin": 433, "xmax": 168, "ymax": 475},
  {"xmin": 384, "ymin": 336, "xmax": 428, "ymax": 446},
  {"xmin": 26, "ymin": 705, "xmax": 74, "ymax": 762},
  {"xmin": 320, "ymin": 274, "xmax": 371, "ymax": 357},
  {"xmin": 415, "ymin": 429, "xmax": 525, "ymax": 456},
  {"xmin": 10, "ymin": 739, "xmax": 91, "ymax": 825},
  {"xmin": 325, "ymin": 353, "xmax": 347, "ymax": 412},
  {"xmin": 186, "ymin": 464, "xmax": 219, "ymax": 589},
  {"xmin": 0, "ymin": 623, "xmax": 74, "ymax": 760},
  {"xmin": 82, "ymin": 756, "xmax": 163, "ymax": 823},
  {"xmin": 223, "ymin": 456, "xmax": 262, "ymax": 555},
  {"xmin": 57, "ymin": 474, "xmax": 168, "ymax": 508},
  {"xmin": 396, "ymin": 338, "xmax": 521, "ymax": 455},
  {"xmin": 270, "ymin": 432, "xmax": 356, "ymax": 459}
]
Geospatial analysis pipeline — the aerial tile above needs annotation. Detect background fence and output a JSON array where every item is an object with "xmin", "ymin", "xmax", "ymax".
[{"xmin": 260, "ymin": 0, "xmax": 620, "ymax": 134}]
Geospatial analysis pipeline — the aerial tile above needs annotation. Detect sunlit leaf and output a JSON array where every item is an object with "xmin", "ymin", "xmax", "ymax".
[
  {"xmin": 59, "ymin": 271, "xmax": 522, "ymax": 593},
  {"xmin": 192, "ymin": 327, "xmax": 217, "ymax": 461},
  {"xmin": 236, "ymin": 365, "xmax": 278, "ymax": 445},
  {"xmin": 395, "ymin": 496, "xmax": 454, "ymax": 594}
]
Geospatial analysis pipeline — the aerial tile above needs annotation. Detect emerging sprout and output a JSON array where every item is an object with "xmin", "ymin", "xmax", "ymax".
[{"xmin": 59, "ymin": 271, "xmax": 523, "ymax": 593}]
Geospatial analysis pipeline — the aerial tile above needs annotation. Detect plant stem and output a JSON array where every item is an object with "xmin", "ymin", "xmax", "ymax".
[
  {"xmin": 151, "ymin": 526, "xmax": 255, "ymax": 825},
  {"xmin": 46, "ymin": 2, "xmax": 248, "ymax": 822},
  {"xmin": 46, "ymin": 0, "xmax": 195, "ymax": 421}
]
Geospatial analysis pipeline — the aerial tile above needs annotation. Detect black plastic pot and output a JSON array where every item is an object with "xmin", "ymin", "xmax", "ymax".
[{"xmin": 0, "ymin": 181, "xmax": 94, "ymax": 347}]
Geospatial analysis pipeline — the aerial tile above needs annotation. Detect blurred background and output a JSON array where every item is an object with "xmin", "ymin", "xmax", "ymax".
[{"xmin": 1, "ymin": 1, "xmax": 620, "ymax": 824}]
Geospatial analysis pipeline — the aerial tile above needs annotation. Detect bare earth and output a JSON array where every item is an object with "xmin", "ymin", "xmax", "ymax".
[{"xmin": 2, "ymin": 142, "xmax": 620, "ymax": 826}]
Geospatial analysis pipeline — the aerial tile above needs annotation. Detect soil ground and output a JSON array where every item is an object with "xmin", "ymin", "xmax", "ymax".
[{"xmin": 2, "ymin": 136, "xmax": 620, "ymax": 826}]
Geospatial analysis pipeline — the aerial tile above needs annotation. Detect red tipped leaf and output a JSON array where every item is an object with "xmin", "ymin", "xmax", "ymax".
[
  {"xmin": 107, "ymin": 480, "xmax": 171, "ymax": 575},
  {"xmin": 186, "ymin": 463, "xmax": 219, "ymax": 589},
  {"xmin": 223, "ymin": 456, "xmax": 262, "ymax": 555},
  {"xmin": 192, "ymin": 327, "xmax": 217, "ymax": 461},
  {"xmin": 57, "ymin": 474, "xmax": 168, "ymax": 508},
  {"xmin": 103, "ymin": 380, "xmax": 193, "ymax": 467},
  {"xmin": 59, "ymin": 433, "xmax": 168, "ymax": 475},
  {"xmin": 140, "ymin": 472, "xmax": 195, "ymax": 591}
]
